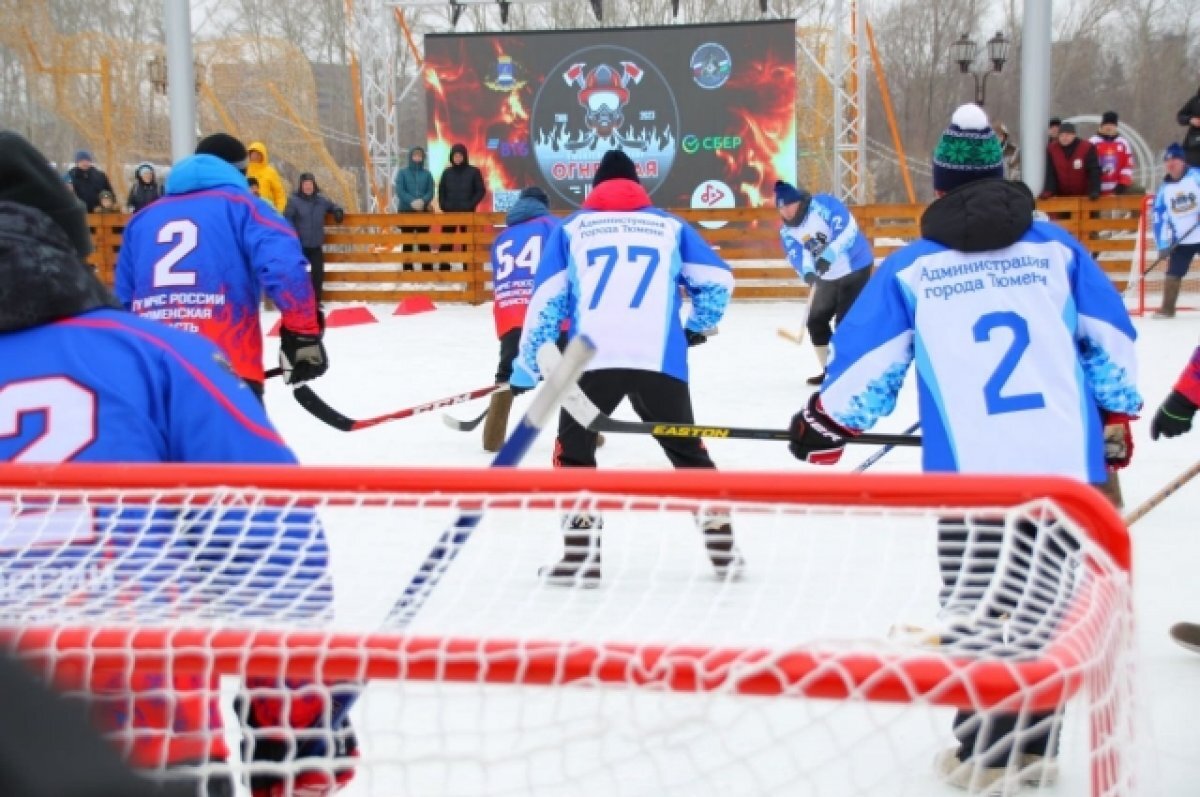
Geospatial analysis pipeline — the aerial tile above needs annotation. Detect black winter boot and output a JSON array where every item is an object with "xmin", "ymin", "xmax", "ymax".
[{"xmin": 539, "ymin": 514, "xmax": 602, "ymax": 587}]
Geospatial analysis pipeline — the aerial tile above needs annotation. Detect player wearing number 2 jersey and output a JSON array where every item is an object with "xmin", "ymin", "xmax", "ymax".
[
  {"xmin": 115, "ymin": 133, "xmax": 326, "ymax": 396},
  {"xmin": 788, "ymin": 104, "xmax": 1142, "ymax": 793},
  {"xmin": 511, "ymin": 150, "xmax": 740, "ymax": 586},
  {"xmin": 481, "ymin": 186, "xmax": 558, "ymax": 451}
]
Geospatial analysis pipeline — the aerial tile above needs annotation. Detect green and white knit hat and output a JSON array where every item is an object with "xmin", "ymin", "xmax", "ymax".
[{"xmin": 932, "ymin": 103, "xmax": 1004, "ymax": 193}]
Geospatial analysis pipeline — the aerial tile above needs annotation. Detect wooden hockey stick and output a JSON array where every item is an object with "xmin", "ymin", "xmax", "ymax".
[
  {"xmin": 293, "ymin": 383, "xmax": 501, "ymax": 432},
  {"xmin": 776, "ymin": 283, "xmax": 814, "ymax": 345},
  {"xmin": 1123, "ymin": 459, "xmax": 1200, "ymax": 527}
]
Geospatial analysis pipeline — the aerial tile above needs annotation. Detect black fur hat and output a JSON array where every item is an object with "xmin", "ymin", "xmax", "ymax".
[
  {"xmin": 592, "ymin": 150, "xmax": 639, "ymax": 186},
  {"xmin": 0, "ymin": 130, "xmax": 92, "ymax": 257}
]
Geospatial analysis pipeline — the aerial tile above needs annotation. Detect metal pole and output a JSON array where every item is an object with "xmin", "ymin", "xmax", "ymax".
[
  {"xmin": 164, "ymin": 0, "xmax": 197, "ymax": 162},
  {"xmin": 832, "ymin": 0, "xmax": 845, "ymax": 196},
  {"xmin": 1019, "ymin": 0, "xmax": 1051, "ymax": 196}
]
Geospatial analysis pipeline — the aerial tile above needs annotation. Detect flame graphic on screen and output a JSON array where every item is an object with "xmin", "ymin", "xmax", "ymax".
[{"xmin": 720, "ymin": 50, "xmax": 796, "ymax": 207}]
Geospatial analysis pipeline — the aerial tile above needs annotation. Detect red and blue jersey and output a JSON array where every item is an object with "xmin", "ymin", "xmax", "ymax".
[
  {"xmin": 491, "ymin": 214, "xmax": 557, "ymax": 337},
  {"xmin": 0, "ymin": 308, "xmax": 330, "ymax": 766},
  {"xmin": 115, "ymin": 155, "xmax": 320, "ymax": 382}
]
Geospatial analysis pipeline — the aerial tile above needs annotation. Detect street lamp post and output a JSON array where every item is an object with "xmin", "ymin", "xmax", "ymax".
[{"xmin": 951, "ymin": 31, "xmax": 1011, "ymax": 106}]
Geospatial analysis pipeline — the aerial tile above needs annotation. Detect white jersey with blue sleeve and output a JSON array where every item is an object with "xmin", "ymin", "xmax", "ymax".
[
  {"xmin": 779, "ymin": 194, "xmax": 874, "ymax": 282},
  {"xmin": 820, "ymin": 220, "xmax": 1141, "ymax": 484},
  {"xmin": 515, "ymin": 208, "xmax": 732, "ymax": 382},
  {"xmin": 1153, "ymin": 167, "xmax": 1200, "ymax": 249}
]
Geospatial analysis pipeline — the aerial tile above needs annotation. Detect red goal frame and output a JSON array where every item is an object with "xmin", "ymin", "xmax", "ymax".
[{"xmin": 0, "ymin": 464, "xmax": 1132, "ymax": 795}]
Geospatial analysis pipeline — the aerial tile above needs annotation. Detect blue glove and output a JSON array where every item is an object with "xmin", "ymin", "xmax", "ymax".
[{"xmin": 508, "ymin": 360, "xmax": 538, "ymax": 396}]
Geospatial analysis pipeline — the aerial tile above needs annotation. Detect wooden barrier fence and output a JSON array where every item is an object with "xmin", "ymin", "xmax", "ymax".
[{"xmin": 86, "ymin": 195, "xmax": 1147, "ymax": 304}]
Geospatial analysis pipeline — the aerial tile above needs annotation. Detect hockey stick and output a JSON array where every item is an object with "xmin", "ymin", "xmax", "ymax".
[
  {"xmin": 383, "ymin": 336, "xmax": 596, "ymax": 627},
  {"xmin": 1122, "ymin": 459, "xmax": 1200, "ymax": 527},
  {"xmin": 853, "ymin": 421, "xmax": 922, "ymax": 473},
  {"xmin": 776, "ymin": 286, "xmax": 813, "ymax": 346},
  {"xmin": 1124, "ymin": 219, "xmax": 1200, "ymax": 297},
  {"xmin": 292, "ymin": 383, "xmax": 501, "ymax": 432},
  {"xmin": 442, "ymin": 405, "xmax": 493, "ymax": 432},
  {"xmin": 559, "ymin": 387, "xmax": 919, "ymax": 447}
]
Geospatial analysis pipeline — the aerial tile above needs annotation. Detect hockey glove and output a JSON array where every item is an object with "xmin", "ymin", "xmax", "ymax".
[
  {"xmin": 508, "ymin": 359, "xmax": 538, "ymax": 397},
  {"xmin": 1102, "ymin": 412, "xmax": 1135, "ymax": 470},
  {"xmin": 1150, "ymin": 391, "xmax": 1197, "ymax": 439},
  {"xmin": 788, "ymin": 393, "xmax": 855, "ymax": 465},
  {"xmin": 814, "ymin": 255, "xmax": 833, "ymax": 276},
  {"xmin": 685, "ymin": 329, "xmax": 707, "ymax": 347},
  {"xmin": 279, "ymin": 327, "xmax": 329, "ymax": 385}
]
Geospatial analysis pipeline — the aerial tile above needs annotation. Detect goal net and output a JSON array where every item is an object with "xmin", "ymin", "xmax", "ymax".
[{"xmin": 0, "ymin": 465, "xmax": 1135, "ymax": 796}]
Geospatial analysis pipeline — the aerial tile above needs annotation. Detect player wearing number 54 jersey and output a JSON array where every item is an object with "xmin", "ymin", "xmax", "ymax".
[
  {"xmin": 115, "ymin": 133, "xmax": 326, "ymax": 396},
  {"xmin": 511, "ymin": 150, "xmax": 740, "ymax": 586}
]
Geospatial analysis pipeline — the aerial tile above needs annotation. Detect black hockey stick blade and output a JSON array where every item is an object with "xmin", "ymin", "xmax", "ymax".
[
  {"xmin": 292, "ymin": 385, "xmax": 356, "ymax": 432},
  {"xmin": 443, "ymin": 406, "xmax": 491, "ymax": 432}
]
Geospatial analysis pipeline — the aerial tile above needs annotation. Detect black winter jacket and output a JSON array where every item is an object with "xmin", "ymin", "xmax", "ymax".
[
  {"xmin": 66, "ymin": 167, "xmax": 114, "ymax": 213},
  {"xmin": 284, "ymin": 175, "xmax": 344, "ymax": 249},
  {"xmin": 921, "ymin": 178, "xmax": 1035, "ymax": 253},
  {"xmin": 1178, "ymin": 91, "xmax": 1200, "ymax": 168},
  {"xmin": 437, "ymin": 144, "xmax": 486, "ymax": 212}
]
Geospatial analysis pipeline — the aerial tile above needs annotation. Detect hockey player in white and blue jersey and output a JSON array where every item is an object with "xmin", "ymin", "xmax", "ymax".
[
  {"xmin": 787, "ymin": 105, "xmax": 1142, "ymax": 792},
  {"xmin": 510, "ymin": 149, "xmax": 739, "ymax": 585},
  {"xmin": 776, "ymin": 180, "xmax": 874, "ymax": 384},
  {"xmin": 1150, "ymin": 142, "xmax": 1200, "ymax": 318}
]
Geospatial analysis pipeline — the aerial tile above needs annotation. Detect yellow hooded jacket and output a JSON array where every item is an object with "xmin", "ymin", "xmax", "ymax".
[{"xmin": 246, "ymin": 141, "xmax": 288, "ymax": 213}]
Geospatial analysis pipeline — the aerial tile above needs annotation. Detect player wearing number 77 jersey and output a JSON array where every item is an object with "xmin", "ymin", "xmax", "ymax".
[
  {"xmin": 115, "ymin": 133, "xmax": 327, "ymax": 398},
  {"xmin": 482, "ymin": 185, "xmax": 558, "ymax": 451},
  {"xmin": 511, "ymin": 149, "xmax": 740, "ymax": 586},
  {"xmin": 787, "ymin": 104, "xmax": 1142, "ymax": 793}
]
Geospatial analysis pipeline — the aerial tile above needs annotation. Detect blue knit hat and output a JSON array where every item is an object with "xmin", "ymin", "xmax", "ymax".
[
  {"xmin": 1164, "ymin": 143, "xmax": 1186, "ymax": 162},
  {"xmin": 932, "ymin": 104, "xmax": 1004, "ymax": 193},
  {"xmin": 773, "ymin": 180, "xmax": 809, "ymax": 208},
  {"xmin": 74, "ymin": 150, "xmax": 92, "ymax": 163}
]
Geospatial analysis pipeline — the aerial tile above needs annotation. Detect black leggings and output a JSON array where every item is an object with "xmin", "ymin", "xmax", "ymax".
[
  {"xmin": 806, "ymin": 266, "xmax": 872, "ymax": 347},
  {"xmin": 302, "ymin": 246, "xmax": 325, "ymax": 303},
  {"xmin": 554, "ymin": 369, "xmax": 716, "ymax": 470}
]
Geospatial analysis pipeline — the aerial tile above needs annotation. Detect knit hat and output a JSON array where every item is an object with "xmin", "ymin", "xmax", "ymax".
[
  {"xmin": 931, "ymin": 103, "xmax": 1004, "ymax": 193},
  {"xmin": 0, "ymin": 131, "xmax": 93, "ymax": 257},
  {"xmin": 593, "ymin": 150, "xmax": 639, "ymax": 186},
  {"xmin": 519, "ymin": 185, "xmax": 549, "ymax": 204},
  {"xmin": 74, "ymin": 150, "xmax": 92, "ymax": 163},
  {"xmin": 1058, "ymin": 121, "xmax": 1077, "ymax": 135},
  {"xmin": 773, "ymin": 180, "xmax": 809, "ymax": 208},
  {"xmin": 1048, "ymin": 117, "xmax": 1062, "ymax": 127},
  {"xmin": 195, "ymin": 133, "xmax": 248, "ymax": 170},
  {"xmin": 1101, "ymin": 110, "xmax": 1119, "ymax": 126},
  {"xmin": 1164, "ymin": 143, "xmax": 1186, "ymax": 162}
]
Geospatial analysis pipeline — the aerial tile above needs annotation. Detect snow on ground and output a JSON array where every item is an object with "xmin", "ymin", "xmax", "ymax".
[{"xmin": 253, "ymin": 300, "xmax": 1199, "ymax": 796}]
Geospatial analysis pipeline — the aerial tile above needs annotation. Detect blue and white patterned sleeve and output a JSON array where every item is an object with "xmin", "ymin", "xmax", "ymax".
[
  {"xmin": 814, "ymin": 195, "xmax": 861, "ymax": 263},
  {"xmin": 819, "ymin": 252, "xmax": 916, "ymax": 431},
  {"xmin": 678, "ymin": 221, "xmax": 733, "ymax": 332},
  {"xmin": 513, "ymin": 223, "xmax": 572, "ymax": 380},
  {"xmin": 780, "ymin": 226, "xmax": 816, "ymax": 281},
  {"xmin": 1068, "ymin": 238, "xmax": 1143, "ymax": 416},
  {"xmin": 1152, "ymin": 185, "xmax": 1174, "ymax": 251}
]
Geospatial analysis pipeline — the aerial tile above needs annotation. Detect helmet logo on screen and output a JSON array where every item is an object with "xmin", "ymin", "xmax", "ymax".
[
  {"xmin": 691, "ymin": 43, "xmax": 732, "ymax": 90},
  {"xmin": 531, "ymin": 46, "xmax": 680, "ymax": 207}
]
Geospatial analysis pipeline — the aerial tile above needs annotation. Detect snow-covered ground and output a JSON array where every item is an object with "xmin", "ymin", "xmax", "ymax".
[{"xmin": 248, "ymin": 300, "xmax": 1198, "ymax": 796}]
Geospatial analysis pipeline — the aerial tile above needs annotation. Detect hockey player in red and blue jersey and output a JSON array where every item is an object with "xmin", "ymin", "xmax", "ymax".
[
  {"xmin": 0, "ymin": 132, "xmax": 354, "ymax": 796},
  {"xmin": 482, "ymin": 185, "xmax": 558, "ymax": 451},
  {"xmin": 115, "ymin": 133, "xmax": 328, "ymax": 397}
]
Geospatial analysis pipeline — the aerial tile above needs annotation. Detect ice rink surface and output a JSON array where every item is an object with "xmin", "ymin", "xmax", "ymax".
[{"xmin": 256, "ymin": 300, "xmax": 1199, "ymax": 796}]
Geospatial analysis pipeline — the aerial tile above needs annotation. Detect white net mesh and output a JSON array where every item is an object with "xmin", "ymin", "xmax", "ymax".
[{"xmin": 0, "ymin": 475, "xmax": 1134, "ymax": 796}]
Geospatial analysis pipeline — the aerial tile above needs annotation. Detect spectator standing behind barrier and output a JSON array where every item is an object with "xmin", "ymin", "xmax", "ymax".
[
  {"xmin": 775, "ymin": 179, "xmax": 874, "ymax": 386},
  {"xmin": 246, "ymin": 141, "xmax": 287, "ymax": 213},
  {"xmin": 996, "ymin": 122, "xmax": 1020, "ymax": 179},
  {"xmin": 393, "ymin": 146, "xmax": 435, "ymax": 271},
  {"xmin": 65, "ymin": 150, "xmax": 114, "ymax": 212},
  {"xmin": 95, "ymin": 190, "xmax": 120, "ymax": 215},
  {"xmin": 126, "ymin": 162, "xmax": 162, "ymax": 212},
  {"xmin": 436, "ymin": 143, "xmax": 486, "ymax": 271},
  {"xmin": 1047, "ymin": 117, "xmax": 1062, "ymax": 143},
  {"xmin": 1089, "ymin": 111, "xmax": 1136, "ymax": 196},
  {"xmin": 285, "ymin": 172, "xmax": 345, "ymax": 305},
  {"xmin": 1041, "ymin": 121, "xmax": 1101, "ymax": 200},
  {"xmin": 1150, "ymin": 143, "xmax": 1200, "ymax": 319},
  {"xmin": 1177, "ymin": 84, "xmax": 1200, "ymax": 168}
]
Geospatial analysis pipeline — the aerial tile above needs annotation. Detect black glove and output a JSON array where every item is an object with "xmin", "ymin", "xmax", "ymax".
[
  {"xmin": 787, "ymin": 393, "xmax": 854, "ymax": 465},
  {"xmin": 685, "ymin": 329, "xmax": 707, "ymax": 347},
  {"xmin": 332, "ymin": 207, "xmax": 345, "ymax": 224},
  {"xmin": 814, "ymin": 255, "xmax": 833, "ymax": 276},
  {"xmin": 279, "ymin": 326, "xmax": 329, "ymax": 385},
  {"xmin": 1151, "ymin": 391, "xmax": 1197, "ymax": 440}
]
